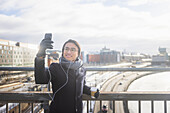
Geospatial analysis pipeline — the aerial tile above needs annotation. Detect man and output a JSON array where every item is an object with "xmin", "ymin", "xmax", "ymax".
[{"xmin": 34, "ymin": 36, "xmax": 99, "ymax": 113}]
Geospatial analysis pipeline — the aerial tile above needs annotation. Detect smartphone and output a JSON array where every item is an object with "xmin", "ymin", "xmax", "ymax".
[{"xmin": 45, "ymin": 33, "xmax": 52, "ymax": 40}]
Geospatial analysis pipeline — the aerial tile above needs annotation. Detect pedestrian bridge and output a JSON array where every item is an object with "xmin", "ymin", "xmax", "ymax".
[{"xmin": 1, "ymin": 67, "xmax": 170, "ymax": 113}]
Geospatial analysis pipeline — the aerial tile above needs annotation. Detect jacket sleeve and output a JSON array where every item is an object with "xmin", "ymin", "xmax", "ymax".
[
  {"xmin": 83, "ymin": 69, "xmax": 91, "ymax": 95},
  {"xmin": 83, "ymin": 84, "xmax": 91, "ymax": 95},
  {"xmin": 34, "ymin": 57, "xmax": 49, "ymax": 84}
]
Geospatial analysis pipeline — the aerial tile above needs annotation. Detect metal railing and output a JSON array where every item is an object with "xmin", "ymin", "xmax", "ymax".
[
  {"xmin": 1, "ymin": 67, "xmax": 170, "ymax": 71},
  {"xmin": 0, "ymin": 91, "xmax": 170, "ymax": 113},
  {"xmin": 1, "ymin": 67, "xmax": 170, "ymax": 113}
]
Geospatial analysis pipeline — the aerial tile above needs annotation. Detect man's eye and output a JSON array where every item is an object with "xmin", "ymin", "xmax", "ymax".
[
  {"xmin": 71, "ymin": 48, "xmax": 76, "ymax": 51},
  {"xmin": 65, "ymin": 47, "xmax": 69, "ymax": 50}
]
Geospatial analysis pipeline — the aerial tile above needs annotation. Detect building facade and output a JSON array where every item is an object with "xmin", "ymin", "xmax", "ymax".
[
  {"xmin": 100, "ymin": 47, "xmax": 121, "ymax": 64},
  {"xmin": 0, "ymin": 39, "xmax": 38, "ymax": 66},
  {"xmin": 83, "ymin": 47, "xmax": 121, "ymax": 64},
  {"xmin": 87, "ymin": 54, "xmax": 100, "ymax": 64},
  {"xmin": 152, "ymin": 47, "xmax": 170, "ymax": 66}
]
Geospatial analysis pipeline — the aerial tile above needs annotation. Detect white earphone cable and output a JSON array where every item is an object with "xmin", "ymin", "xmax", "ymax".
[{"xmin": 47, "ymin": 62, "xmax": 72, "ymax": 102}]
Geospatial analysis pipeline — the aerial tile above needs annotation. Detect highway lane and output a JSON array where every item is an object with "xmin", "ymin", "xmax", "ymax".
[
  {"xmin": 83, "ymin": 62, "xmax": 134, "ymax": 113},
  {"xmin": 92, "ymin": 62, "xmax": 153, "ymax": 113}
]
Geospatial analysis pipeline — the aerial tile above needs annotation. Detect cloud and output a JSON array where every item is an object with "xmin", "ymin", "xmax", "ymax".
[
  {"xmin": 0, "ymin": 0, "xmax": 39, "ymax": 11},
  {"xmin": 127, "ymin": 0, "xmax": 148, "ymax": 6},
  {"xmin": 127, "ymin": 0, "xmax": 170, "ymax": 6},
  {"xmin": 0, "ymin": 0, "xmax": 170, "ymax": 54}
]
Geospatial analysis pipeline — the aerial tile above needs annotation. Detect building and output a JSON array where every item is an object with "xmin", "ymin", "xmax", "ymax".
[
  {"xmin": 87, "ymin": 54, "xmax": 100, "ymax": 64},
  {"xmin": 122, "ymin": 53, "xmax": 147, "ymax": 62},
  {"xmin": 81, "ymin": 51, "xmax": 88, "ymax": 63},
  {"xmin": 0, "ymin": 39, "xmax": 38, "ymax": 66},
  {"xmin": 84, "ymin": 47, "xmax": 121, "ymax": 64},
  {"xmin": 152, "ymin": 47, "xmax": 170, "ymax": 66},
  {"xmin": 100, "ymin": 47, "xmax": 121, "ymax": 64}
]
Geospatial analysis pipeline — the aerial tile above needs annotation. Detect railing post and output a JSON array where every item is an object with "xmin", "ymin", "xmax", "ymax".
[
  {"xmin": 31, "ymin": 103, "xmax": 34, "ymax": 113},
  {"xmin": 151, "ymin": 100, "xmax": 154, "ymax": 113},
  {"xmin": 43, "ymin": 101, "xmax": 49, "ymax": 113},
  {"xmin": 123, "ymin": 100, "xmax": 129, "ymax": 113},
  {"xmin": 6, "ymin": 103, "xmax": 9, "ymax": 113},
  {"xmin": 164, "ymin": 100, "xmax": 167, "ymax": 113},
  {"xmin": 19, "ymin": 103, "xmax": 22, "ymax": 113},
  {"xmin": 87, "ymin": 100, "xmax": 89, "ymax": 113},
  {"xmin": 139, "ymin": 100, "xmax": 141, "ymax": 113},
  {"xmin": 90, "ymin": 100, "xmax": 92, "ymax": 112},
  {"xmin": 100, "ymin": 100, "xmax": 102, "ymax": 112},
  {"xmin": 113, "ymin": 100, "xmax": 115, "ymax": 113}
]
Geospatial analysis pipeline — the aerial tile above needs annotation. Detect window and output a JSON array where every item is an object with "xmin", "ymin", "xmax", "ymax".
[{"xmin": 0, "ymin": 45, "xmax": 2, "ymax": 49}]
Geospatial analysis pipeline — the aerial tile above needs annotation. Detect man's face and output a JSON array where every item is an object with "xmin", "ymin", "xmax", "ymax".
[{"xmin": 63, "ymin": 42, "xmax": 79, "ymax": 61}]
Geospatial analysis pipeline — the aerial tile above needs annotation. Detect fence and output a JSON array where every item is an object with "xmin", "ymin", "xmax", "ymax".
[{"xmin": 1, "ymin": 67, "xmax": 170, "ymax": 113}]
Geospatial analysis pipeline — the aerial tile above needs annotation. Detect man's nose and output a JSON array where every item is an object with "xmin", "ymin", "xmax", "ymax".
[{"xmin": 67, "ymin": 50, "xmax": 72, "ymax": 53}]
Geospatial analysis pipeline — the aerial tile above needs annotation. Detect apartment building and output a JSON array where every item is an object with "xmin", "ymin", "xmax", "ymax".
[
  {"xmin": 152, "ymin": 47, "xmax": 170, "ymax": 66},
  {"xmin": 0, "ymin": 39, "xmax": 38, "ymax": 66}
]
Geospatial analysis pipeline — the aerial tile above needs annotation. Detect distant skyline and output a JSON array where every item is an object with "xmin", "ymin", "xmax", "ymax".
[{"xmin": 0, "ymin": 0, "xmax": 170, "ymax": 55}]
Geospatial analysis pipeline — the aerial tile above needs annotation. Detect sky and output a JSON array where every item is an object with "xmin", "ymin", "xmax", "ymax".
[{"xmin": 0, "ymin": 0, "xmax": 170, "ymax": 55}]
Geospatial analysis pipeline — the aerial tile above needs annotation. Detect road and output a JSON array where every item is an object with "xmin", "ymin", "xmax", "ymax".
[{"xmin": 92, "ymin": 62, "xmax": 154, "ymax": 113}]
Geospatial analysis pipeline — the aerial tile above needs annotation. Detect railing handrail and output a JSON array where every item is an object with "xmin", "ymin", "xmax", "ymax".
[
  {"xmin": 1, "ymin": 67, "xmax": 170, "ymax": 113},
  {"xmin": 1, "ymin": 91, "xmax": 170, "ymax": 103},
  {"xmin": 1, "ymin": 67, "xmax": 170, "ymax": 71}
]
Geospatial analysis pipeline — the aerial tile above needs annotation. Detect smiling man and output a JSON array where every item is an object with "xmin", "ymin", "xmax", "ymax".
[
  {"xmin": 34, "ymin": 37, "xmax": 99, "ymax": 113},
  {"xmin": 62, "ymin": 39, "xmax": 80, "ymax": 61}
]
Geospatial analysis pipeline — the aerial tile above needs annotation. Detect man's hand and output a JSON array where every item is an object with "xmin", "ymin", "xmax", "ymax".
[
  {"xmin": 36, "ymin": 38, "xmax": 53, "ymax": 57},
  {"xmin": 91, "ymin": 89, "xmax": 100, "ymax": 98}
]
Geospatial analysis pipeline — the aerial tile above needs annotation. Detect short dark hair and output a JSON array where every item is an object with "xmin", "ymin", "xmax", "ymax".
[{"xmin": 62, "ymin": 39, "xmax": 81, "ymax": 56}]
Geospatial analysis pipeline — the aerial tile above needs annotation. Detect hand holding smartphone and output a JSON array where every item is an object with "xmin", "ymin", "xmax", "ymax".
[
  {"xmin": 44, "ymin": 33, "xmax": 53, "ymax": 50},
  {"xmin": 37, "ymin": 33, "xmax": 53, "ymax": 57},
  {"xmin": 45, "ymin": 33, "xmax": 52, "ymax": 40}
]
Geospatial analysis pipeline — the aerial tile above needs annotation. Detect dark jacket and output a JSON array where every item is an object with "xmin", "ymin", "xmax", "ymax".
[{"xmin": 34, "ymin": 57, "xmax": 91, "ymax": 113}]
